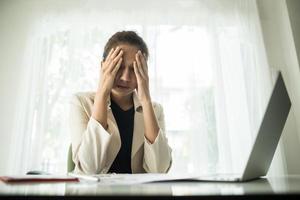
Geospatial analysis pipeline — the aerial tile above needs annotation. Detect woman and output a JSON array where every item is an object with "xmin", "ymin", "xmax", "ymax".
[{"xmin": 70, "ymin": 31, "xmax": 172, "ymax": 174}]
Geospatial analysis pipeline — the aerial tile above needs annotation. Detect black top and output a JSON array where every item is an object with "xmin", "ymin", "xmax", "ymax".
[{"xmin": 108, "ymin": 100, "xmax": 135, "ymax": 173}]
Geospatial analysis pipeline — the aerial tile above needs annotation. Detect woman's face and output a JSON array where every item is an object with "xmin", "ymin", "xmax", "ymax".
[{"xmin": 111, "ymin": 43, "xmax": 139, "ymax": 98}]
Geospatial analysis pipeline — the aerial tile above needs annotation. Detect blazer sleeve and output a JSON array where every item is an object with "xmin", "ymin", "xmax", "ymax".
[
  {"xmin": 143, "ymin": 103, "xmax": 172, "ymax": 173},
  {"xmin": 69, "ymin": 94, "xmax": 119, "ymax": 174}
]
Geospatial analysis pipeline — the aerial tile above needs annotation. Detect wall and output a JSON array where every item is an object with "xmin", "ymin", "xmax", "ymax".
[
  {"xmin": 286, "ymin": 0, "xmax": 300, "ymax": 63},
  {"xmin": 257, "ymin": 0, "xmax": 300, "ymax": 174},
  {"xmin": 0, "ymin": 0, "xmax": 33, "ymax": 174}
]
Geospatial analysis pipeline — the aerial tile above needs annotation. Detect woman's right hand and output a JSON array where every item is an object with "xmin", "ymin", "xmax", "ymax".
[
  {"xmin": 92, "ymin": 46, "xmax": 123, "ymax": 129},
  {"xmin": 98, "ymin": 46, "xmax": 123, "ymax": 96}
]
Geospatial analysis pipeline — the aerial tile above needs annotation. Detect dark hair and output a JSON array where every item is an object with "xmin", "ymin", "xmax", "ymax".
[{"xmin": 102, "ymin": 31, "xmax": 149, "ymax": 61}]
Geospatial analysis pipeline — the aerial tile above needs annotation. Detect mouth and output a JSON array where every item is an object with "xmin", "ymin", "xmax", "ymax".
[{"xmin": 117, "ymin": 85, "xmax": 130, "ymax": 90}]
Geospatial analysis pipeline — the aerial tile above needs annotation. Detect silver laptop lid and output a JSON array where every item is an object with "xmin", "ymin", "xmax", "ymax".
[{"xmin": 241, "ymin": 72, "xmax": 291, "ymax": 181}]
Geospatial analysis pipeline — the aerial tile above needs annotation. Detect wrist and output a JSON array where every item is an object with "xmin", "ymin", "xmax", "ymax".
[
  {"xmin": 141, "ymin": 99, "xmax": 152, "ymax": 107},
  {"xmin": 96, "ymin": 86, "xmax": 110, "ymax": 98},
  {"xmin": 139, "ymin": 91, "xmax": 152, "ymax": 106},
  {"xmin": 95, "ymin": 89, "xmax": 110, "ymax": 104}
]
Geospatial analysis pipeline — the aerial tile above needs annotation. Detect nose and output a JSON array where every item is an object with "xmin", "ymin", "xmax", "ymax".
[{"xmin": 120, "ymin": 67, "xmax": 130, "ymax": 82}]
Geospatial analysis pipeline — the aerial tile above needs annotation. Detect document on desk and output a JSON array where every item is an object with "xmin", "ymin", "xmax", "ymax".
[{"xmin": 71, "ymin": 173, "xmax": 194, "ymax": 185}]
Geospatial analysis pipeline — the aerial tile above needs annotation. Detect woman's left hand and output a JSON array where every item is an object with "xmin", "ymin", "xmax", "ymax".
[{"xmin": 133, "ymin": 50, "xmax": 151, "ymax": 105}]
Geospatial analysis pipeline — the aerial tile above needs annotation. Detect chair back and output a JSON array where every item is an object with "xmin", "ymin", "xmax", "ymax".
[{"xmin": 67, "ymin": 144, "xmax": 75, "ymax": 172}]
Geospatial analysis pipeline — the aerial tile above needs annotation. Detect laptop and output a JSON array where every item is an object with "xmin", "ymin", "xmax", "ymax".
[{"xmin": 191, "ymin": 71, "xmax": 291, "ymax": 182}]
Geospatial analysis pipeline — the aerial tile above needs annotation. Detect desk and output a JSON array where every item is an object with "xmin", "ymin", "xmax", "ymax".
[{"xmin": 0, "ymin": 175, "xmax": 300, "ymax": 199}]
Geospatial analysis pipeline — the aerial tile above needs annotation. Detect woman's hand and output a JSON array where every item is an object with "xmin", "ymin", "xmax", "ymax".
[
  {"xmin": 92, "ymin": 46, "xmax": 122, "ymax": 129},
  {"xmin": 98, "ymin": 46, "xmax": 123, "ymax": 96},
  {"xmin": 133, "ymin": 50, "xmax": 151, "ymax": 105},
  {"xmin": 134, "ymin": 50, "xmax": 159, "ymax": 143}
]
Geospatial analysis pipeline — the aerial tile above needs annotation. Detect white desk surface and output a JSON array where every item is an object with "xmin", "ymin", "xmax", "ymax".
[{"xmin": 0, "ymin": 175, "xmax": 300, "ymax": 198}]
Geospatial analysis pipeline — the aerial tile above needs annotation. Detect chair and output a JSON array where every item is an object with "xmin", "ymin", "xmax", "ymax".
[{"xmin": 67, "ymin": 144, "xmax": 75, "ymax": 172}]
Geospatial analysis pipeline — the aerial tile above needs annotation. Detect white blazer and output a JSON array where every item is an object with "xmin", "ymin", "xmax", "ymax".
[{"xmin": 69, "ymin": 91, "xmax": 172, "ymax": 174}]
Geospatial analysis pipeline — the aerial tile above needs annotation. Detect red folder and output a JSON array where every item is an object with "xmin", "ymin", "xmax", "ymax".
[{"xmin": 0, "ymin": 175, "xmax": 79, "ymax": 183}]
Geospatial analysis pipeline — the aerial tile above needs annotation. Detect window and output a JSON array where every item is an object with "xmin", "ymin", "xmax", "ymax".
[{"xmin": 10, "ymin": 0, "xmax": 277, "ymax": 175}]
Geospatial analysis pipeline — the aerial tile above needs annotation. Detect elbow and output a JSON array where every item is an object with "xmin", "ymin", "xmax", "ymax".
[
  {"xmin": 73, "ymin": 155, "xmax": 98, "ymax": 175},
  {"xmin": 73, "ymin": 148, "xmax": 100, "ymax": 174},
  {"xmin": 143, "ymin": 157, "xmax": 172, "ymax": 173}
]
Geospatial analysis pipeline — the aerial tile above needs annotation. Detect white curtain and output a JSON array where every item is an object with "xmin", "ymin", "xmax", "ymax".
[{"xmin": 8, "ymin": 0, "xmax": 281, "ymax": 175}]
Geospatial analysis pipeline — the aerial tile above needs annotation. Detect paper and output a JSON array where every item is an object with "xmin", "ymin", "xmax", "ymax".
[
  {"xmin": 68, "ymin": 172, "xmax": 100, "ymax": 182},
  {"xmin": 88, "ymin": 173, "xmax": 194, "ymax": 185}
]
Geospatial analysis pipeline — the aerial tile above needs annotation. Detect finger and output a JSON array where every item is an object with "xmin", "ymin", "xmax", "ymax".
[
  {"xmin": 105, "ymin": 47, "xmax": 114, "ymax": 61},
  {"xmin": 138, "ymin": 51, "xmax": 148, "ymax": 73},
  {"xmin": 108, "ymin": 46, "xmax": 121, "ymax": 62},
  {"xmin": 108, "ymin": 50, "xmax": 123, "ymax": 72},
  {"xmin": 102, "ymin": 48, "xmax": 115, "ymax": 71},
  {"xmin": 133, "ymin": 61, "xmax": 142, "ymax": 79},
  {"xmin": 112, "ymin": 57, "xmax": 123, "ymax": 75},
  {"xmin": 101, "ymin": 60, "xmax": 110, "ymax": 73},
  {"xmin": 135, "ymin": 52, "xmax": 146, "ymax": 78}
]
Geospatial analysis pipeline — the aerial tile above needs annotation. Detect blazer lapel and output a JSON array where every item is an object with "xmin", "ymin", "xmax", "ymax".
[
  {"xmin": 131, "ymin": 92, "xmax": 144, "ymax": 158},
  {"xmin": 106, "ymin": 109, "xmax": 121, "ymax": 166}
]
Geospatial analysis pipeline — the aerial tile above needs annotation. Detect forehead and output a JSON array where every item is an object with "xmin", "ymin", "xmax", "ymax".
[{"xmin": 119, "ymin": 43, "xmax": 139, "ymax": 66}]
